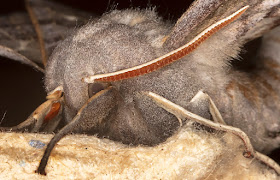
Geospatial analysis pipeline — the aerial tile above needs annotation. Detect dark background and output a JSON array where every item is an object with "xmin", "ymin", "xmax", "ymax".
[
  {"xmin": 0, "ymin": 0, "xmax": 193, "ymax": 18},
  {"xmin": 0, "ymin": 0, "xmax": 279, "ymax": 163}
]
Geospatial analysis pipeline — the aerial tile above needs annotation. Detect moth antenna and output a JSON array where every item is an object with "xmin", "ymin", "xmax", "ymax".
[{"xmin": 83, "ymin": 5, "xmax": 249, "ymax": 83}]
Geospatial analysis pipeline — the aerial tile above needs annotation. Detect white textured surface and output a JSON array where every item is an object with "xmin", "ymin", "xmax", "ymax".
[{"xmin": 0, "ymin": 125, "xmax": 278, "ymax": 179}]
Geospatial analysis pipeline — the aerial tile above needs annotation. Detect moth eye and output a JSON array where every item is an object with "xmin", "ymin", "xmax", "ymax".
[{"xmin": 88, "ymin": 82, "xmax": 107, "ymax": 97}]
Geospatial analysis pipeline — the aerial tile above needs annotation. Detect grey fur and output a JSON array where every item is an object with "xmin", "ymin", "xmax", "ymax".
[{"xmin": 45, "ymin": 0, "xmax": 280, "ymax": 153}]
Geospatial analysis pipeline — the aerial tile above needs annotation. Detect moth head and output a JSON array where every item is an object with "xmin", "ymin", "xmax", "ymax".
[{"xmin": 45, "ymin": 9, "xmax": 176, "ymax": 143}]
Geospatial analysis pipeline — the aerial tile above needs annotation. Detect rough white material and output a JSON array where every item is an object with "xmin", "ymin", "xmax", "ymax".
[{"xmin": 0, "ymin": 126, "xmax": 278, "ymax": 179}]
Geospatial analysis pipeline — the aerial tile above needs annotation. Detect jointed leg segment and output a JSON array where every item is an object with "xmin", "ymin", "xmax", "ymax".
[
  {"xmin": 36, "ymin": 86, "xmax": 114, "ymax": 175},
  {"xmin": 0, "ymin": 86, "xmax": 64, "ymax": 133},
  {"xmin": 144, "ymin": 90, "xmax": 280, "ymax": 175}
]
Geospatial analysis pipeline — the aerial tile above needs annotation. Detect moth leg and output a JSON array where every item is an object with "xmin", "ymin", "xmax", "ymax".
[
  {"xmin": 42, "ymin": 106, "xmax": 63, "ymax": 133},
  {"xmin": 192, "ymin": 91, "xmax": 280, "ymax": 174},
  {"xmin": 0, "ymin": 86, "xmax": 63, "ymax": 133},
  {"xmin": 255, "ymin": 152, "xmax": 280, "ymax": 174},
  {"xmin": 144, "ymin": 91, "xmax": 280, "ymax": 175},
  {"xmin": 176, "ymin": 117, "xmax": 183, "ymax": 127},
  {"xmin": 0, "ymin": 100, "xmax": 51, "ymax": 132},
  {"xmin": 190, "ymin": 90, "xmax": 225, "ymax": 124},
  {"xmin": 32, "ymin": 99, "xmax": 63, "ymax": 133},
  {"xmin": 33, "ymin": 86, "xmax": 63, "ymax": 132},
  {"xmin": 36, "ymin": 86, "xmax": 113, "ymax": 175},
  {"xmin": 145, "ymin": 91, "xmax": 254, "ymax": 154}
]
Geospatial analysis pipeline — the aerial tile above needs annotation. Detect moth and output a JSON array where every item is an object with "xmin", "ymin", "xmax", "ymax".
[{"xmin": 0, "ymin": 0, "xmax": 280, "ymax": 176}]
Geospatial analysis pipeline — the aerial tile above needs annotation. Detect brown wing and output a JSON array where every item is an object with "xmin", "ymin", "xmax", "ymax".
[{"xmin": 164, "ymin": 0, "xmax": 280, "ymax": 50}]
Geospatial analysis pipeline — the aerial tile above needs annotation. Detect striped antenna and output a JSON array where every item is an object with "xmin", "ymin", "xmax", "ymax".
[{"xmin": 83, "ymin": 5, "xmax": 249, "ymax": 83}]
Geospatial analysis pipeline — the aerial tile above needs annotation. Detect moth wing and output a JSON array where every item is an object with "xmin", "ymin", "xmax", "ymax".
[{"xmin": 164, "ymin": 0, "xmax": 280, "ymax": 59}]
